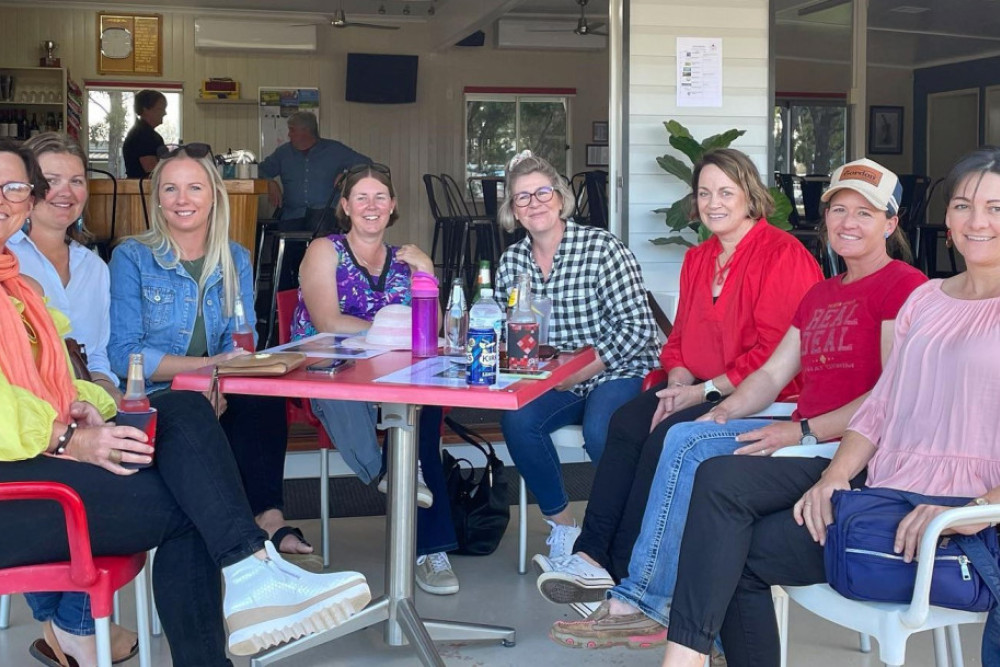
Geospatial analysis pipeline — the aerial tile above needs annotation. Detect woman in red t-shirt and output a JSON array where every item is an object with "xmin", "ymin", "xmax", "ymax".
[{"xmin": 534, "ymin": 148, "xmax": 824, "ymax": 588}]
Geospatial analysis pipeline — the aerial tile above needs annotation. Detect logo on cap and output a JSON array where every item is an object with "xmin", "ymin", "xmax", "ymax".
[{"xmin": 839, "ymin": 165, "xmax": 883, "ymax": 187}]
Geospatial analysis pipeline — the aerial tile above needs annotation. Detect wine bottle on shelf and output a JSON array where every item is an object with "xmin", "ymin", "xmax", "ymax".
[
  {"xmin": 29, "ymin": 113, "xmax": 40, "ymax": 138},
  {"xmin": 0, "ymin": 112, "xmax": 8, "ymax": 138}
]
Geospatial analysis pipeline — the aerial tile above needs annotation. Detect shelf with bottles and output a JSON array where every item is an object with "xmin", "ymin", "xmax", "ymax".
[{"xmin": 0, "ymin": 108, "xmax": 66, "ymax": 141}]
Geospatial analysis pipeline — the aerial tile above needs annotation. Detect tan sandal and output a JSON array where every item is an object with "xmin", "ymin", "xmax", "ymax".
[{"xmin": 29, "ymin": 620, "xmax": 140, "ymax": 666}]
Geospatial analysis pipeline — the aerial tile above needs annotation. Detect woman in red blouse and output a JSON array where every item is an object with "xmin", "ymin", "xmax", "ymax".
[{"xmin": 534, "ymin": 148, "xmax": 824, "ymax": 589}]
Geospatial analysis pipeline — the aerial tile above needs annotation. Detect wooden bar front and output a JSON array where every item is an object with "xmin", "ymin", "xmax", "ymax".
[{"xmin": 86, "ymin": 178, "xmax": 268, "ymax": 262}]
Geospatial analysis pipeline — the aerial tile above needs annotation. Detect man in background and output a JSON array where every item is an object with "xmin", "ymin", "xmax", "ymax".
[
  {"xmin": 259, "ymin": 111, "xmax": 370, "ymax": 233},
  {"xmin": 122, "ymin": 90, "xmax": 167, "ymax": 178}
]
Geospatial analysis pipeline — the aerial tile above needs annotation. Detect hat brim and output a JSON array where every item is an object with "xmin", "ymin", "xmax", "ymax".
[{"xmin": 820, "ymin": 183, "xmax": 890, "ymax": 212}]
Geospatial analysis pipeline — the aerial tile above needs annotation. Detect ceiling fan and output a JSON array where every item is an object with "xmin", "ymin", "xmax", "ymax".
[
  {"xmin": 301, "ymin": 8, "xmax": 401, "ymax": 30},
  {"xmin": 529, "ymin": 0, "xmax": 608, "ymax": 37}
]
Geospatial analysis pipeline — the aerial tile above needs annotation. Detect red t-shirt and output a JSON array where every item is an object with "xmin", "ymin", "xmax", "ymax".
[
  {"xmin": 659, "ymin": 220, "xmax": 824, "ymax": 401},
  {"xmin": 792, "ymin": 259, "xmax": 927, "ymax": 419}
]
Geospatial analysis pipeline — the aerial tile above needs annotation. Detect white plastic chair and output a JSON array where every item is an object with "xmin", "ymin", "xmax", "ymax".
[{"xmin": 774, "ymin": 444, "xmax": 998, "ymax": 666}]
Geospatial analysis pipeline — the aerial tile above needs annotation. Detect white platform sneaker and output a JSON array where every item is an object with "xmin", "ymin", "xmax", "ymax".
[{"xmin": 223, "ymin": 541, "xmax": 372, "ymax": 656}]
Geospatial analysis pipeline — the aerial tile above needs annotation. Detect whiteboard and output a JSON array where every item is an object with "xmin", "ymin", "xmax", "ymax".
[{"xmin": 258, "ymin": 87, "xmax": 320, "ymax": 159}]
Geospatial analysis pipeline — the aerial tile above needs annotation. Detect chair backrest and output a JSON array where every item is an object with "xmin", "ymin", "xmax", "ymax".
[
  {"xmin": 776, "ymin": 173, "xmax": 803, "ymax": 228},
  {"xmin": 582, "ymin": 170, "xmax": 609, "ymax": 229},
  {"xmin": 439, "ymin": 173, "xmax": 474, "ymax": 220},
  {"xmin": 896, "ymin": 174, "xmax": 931, "ymax": 232},
  {"xmin": 800, "ymin": 175, "xmax": 830, "ymax": 224},
  {"xmin": 275, "ymin": 289, "xmax": 299, "ymax": 346},
  {"xmin": 422, "ymin": 173, "xmax": 449, "ymax": 222}
]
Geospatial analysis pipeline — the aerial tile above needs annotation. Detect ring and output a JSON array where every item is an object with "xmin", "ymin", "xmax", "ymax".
[
  {"xmin": 760, "ymin": 448, "xmax": 770, "ymax": 455},
  {"xmin": 108, "ymin": 449, "xmax": 122, "ymax": 464},
  {"xmin": 803, "ymin": 501, "xmax": 813, "ymax": 507}
]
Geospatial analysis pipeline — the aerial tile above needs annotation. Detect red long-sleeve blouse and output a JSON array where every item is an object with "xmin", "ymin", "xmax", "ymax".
[{"xmin": 658, "ymin": 220, "xmax": 824, "ymax": 401}]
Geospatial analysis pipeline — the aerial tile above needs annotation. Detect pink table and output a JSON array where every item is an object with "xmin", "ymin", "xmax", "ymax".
[{"xmin": 172, "ymin": 347, "xmax": 596, "ymax": 667}]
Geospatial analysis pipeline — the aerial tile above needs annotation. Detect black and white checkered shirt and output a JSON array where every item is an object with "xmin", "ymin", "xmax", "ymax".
[{"xmin": 495, "ymin": 221, "xmax": 660, "ymax": 396}]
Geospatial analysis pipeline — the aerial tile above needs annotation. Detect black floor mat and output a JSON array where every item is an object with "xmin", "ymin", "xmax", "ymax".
[{"xmin": 281, "ymin": 462, "xmax": 595, "ymax": 521}]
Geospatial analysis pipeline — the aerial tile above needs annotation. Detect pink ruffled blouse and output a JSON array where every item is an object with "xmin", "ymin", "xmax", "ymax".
[{"xmin": 848, "ymin": 280, "xmax": 1000, "ymax": 497}]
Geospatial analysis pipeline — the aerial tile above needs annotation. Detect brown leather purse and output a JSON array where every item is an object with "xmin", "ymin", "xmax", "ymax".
[{"xmin": 65, "ymin": 338, "xmax": 93, "ymax": 382}]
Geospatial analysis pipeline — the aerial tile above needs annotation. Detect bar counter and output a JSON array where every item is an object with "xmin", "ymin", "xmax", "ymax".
[{"xmin": 86, "ymin": 178, "xmax": 269, "ymax": 261}]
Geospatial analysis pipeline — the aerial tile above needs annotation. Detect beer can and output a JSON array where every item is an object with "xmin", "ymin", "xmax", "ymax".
[{"xmin": 466, "ymin": 328, "xmax": 498, "ymax": 386}]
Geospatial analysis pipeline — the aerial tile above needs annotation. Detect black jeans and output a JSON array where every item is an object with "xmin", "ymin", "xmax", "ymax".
[
  {"xmin": 574, "ymin": 381, "xmax": 714, "ymax": 581},
  {"xmin": 667, "ymin": 456, "xmax": 865, "ymax": 666},
  {"xmin": 218, "ymin": 393, "xmax": 288, "ymax": 517},
  {"xmin": 0, "ymin": 390, "xmax": 267, "ymax": 667}
]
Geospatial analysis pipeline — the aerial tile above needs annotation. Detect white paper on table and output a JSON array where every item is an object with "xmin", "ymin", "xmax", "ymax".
[
  {"xmin": 263, "ymin": 332, "xmax": 390, "ymax": 359},
  {"xmin": 676, "ymin": 37, "xmax": 723, "ymax": 108},
  {"xmin": 374, "ymin": 357, "xmax": 519, "ymax": 390}
]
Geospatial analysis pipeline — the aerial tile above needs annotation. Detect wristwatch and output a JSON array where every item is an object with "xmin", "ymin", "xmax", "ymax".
[
  {"xmin": 703, "ymin": 379, "xmax": 723, "ymax": 404},
  {"xmin": 799, "ymin": 419, "xmax": 818, "ymax": 446}
]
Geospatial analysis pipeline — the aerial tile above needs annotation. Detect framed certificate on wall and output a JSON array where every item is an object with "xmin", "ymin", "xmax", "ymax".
[{"xmin": 98, "ymin": 13, "xmax": 162, "ymax": 76}]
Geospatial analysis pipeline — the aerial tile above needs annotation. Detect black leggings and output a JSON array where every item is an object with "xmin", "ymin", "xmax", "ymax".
[
  {"xmin": 0, "ymin": 390, "xmax": 267, "ymax": 666},
  {"xmin": 574, "ymin": 381, "xmax": 714, "ymax": 580},
  {"xmin": 667, "ymin": 455, "xmax": 865, "ymax": 666},
  {"xmin": 218, "ymin": 393, "xmax": 288, "ymax": 516}
]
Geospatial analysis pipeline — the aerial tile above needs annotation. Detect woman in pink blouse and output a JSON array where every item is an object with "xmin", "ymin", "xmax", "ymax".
[{"xmin": 660, "ymin": 146, "xmax": 1000, "ymax": 667}]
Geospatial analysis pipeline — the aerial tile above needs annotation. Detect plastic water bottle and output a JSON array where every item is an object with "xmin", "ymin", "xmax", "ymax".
[
  {"xmin": 466, "ymin": 288, "xmax": 503, "ymax": 386},
  {"xmin": 444, "ymin": 278, "xmax": 468, "ymax": 356},
  {"xmin": 411, "ymin": 271, "xmax": 439, "ymax": 357}
]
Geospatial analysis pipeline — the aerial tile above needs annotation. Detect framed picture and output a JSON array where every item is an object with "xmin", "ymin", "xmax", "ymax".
[
  {"xmin": 592, "ymin": 121, "xmax": 609, "ymax": 143},
  {"xmin": 868, "ymin": 105, "xmax": 903, "ymax": 155},
  {"xmin": 586, "ymin": 144, "xmax": 609, "ymax": 167}
]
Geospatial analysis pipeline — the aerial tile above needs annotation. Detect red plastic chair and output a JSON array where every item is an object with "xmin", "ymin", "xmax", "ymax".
[
  {"xmin": 276, "ymin": 289, "xmax": 335, "ymax": 567},
  {"xmin": 0, "ymin": 482, "xmax": 151, "ymax": 667}
]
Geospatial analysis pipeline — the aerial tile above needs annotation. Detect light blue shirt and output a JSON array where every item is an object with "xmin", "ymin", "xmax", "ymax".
[
  {"xmin": 9, "ymin": 230, "xmax": 118, "ymax": 385},
  {"xmin": 108, "ymin": 238, "xmax": 256, "ymax": 394},
  {"xmin": 258, "ymin": 138, "xmax": 370, "ymax": 220}
]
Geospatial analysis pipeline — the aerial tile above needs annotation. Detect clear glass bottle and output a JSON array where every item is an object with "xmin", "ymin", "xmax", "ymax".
[
  {"xmin": 444, "ymin": 277, "xmax": 469, "ymax": 356},
  {"xmin": 507, "ymin": 273, "xmax": 539, "ymax": 370},
  {"xmin": 231, "ymin": 296, "xmax": 256, "ymax": 352},
  {"xmin": 120, "ymin": 353, "xmax": 151, "ymax": 413}
]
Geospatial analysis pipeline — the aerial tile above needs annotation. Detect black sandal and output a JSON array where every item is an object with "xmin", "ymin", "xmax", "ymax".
[
  {"xmin": 270, "ymin": 526, "xmax": 323, "ymax": 572},
  {"xmin": 29, "ymin": 620, "xmax": 140, "ymax": 666}
]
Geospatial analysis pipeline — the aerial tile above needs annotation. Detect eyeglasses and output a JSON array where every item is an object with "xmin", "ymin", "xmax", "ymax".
[
  {"xmin": 0, "ymin": 181, "xmax": 33, "ymax": 204},
  {"xmin": 156, "ymin": 142, "xmax": 214, "ymax": 160},
  {"xmin": 513, "ymin": 186, "xmax": 555, "ymax": 208},
  {"xmin": 336, "ymin": 162, "xmax": 391, "ymax": 188}
]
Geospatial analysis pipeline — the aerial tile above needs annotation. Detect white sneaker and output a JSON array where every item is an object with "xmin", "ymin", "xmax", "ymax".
[
  {"xmin": 222, "ymin": 541, "xmax": 372, "ymax": 656},
  {"xmin": 537, "ymin": 553, "xmax": 615, "ymax": 604},
  {"xmin": 544, "ymin": 519, "xmax": 581, "ymax": 561},
  {"xmin": 377, "ymin": 462, "xmax": 433, "ymax": 509},
  {"xmin": 570, "ymin": 600, "xmax": 602, "ymax": 619},
  {"xmin": 415, "ymin": 552, "xmax": 460, "ymax": 595}
]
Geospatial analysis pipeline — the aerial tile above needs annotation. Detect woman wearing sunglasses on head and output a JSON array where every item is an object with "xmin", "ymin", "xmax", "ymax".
[
  {"xmin": 107, "ymin": 143, "xmax": 321, "ymax": 569},
  {"xmin": 0, "ymin": 139, "xmax": 371, "ymax": 666},
  {"xmin": 292, "ymin": 163, "xmax": 462, "ymax": 595}
]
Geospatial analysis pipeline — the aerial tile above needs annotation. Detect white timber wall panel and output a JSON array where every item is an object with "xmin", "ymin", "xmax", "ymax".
[{"xmin": 628, "ymin": 0, "xmax": 770, "ymax": 298}]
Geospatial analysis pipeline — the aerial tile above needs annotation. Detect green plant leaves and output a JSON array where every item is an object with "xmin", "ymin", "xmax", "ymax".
[
  {"xmin": 701, "ymin": 129, "xmax": 745, "ymax": 152},
  {"xmin": 767, "ymin": 186, "xmax": 794, "ymax": 231},
  {"xmin": 655, "ymin": 154, "xmax": 693, "ymax": 184},
  {"xmin": 668, "ymin": 134, "xmax": 704, "ymax": 165}
]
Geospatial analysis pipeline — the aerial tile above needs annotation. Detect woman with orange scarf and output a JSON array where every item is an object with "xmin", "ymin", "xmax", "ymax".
[{"xmin": 0, "ymin": 139, "xmax": 372, "ymax": 666}]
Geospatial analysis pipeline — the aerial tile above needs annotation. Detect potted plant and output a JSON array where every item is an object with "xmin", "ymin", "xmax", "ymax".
[{"xmin": 651, "ymin": 120, "xmax": 793, "ymax": 247}]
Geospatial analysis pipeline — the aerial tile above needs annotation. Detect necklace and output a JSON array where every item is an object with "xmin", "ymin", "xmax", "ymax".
[{"xmin": 714, "ymin": 251, "xmax": 736, "ymax": 287}]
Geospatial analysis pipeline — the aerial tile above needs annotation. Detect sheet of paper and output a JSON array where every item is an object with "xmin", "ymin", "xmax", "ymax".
[
  {"xmin": 374, "ymin": 357, "xmax": 519, "ymax": 390},
  {"xmin": 676, "ymin": 37, "xmax": 723, "ymax": 108},
  {"xmin": 263, "ymin": 333, "xmax": 388, "ymax": 359}
]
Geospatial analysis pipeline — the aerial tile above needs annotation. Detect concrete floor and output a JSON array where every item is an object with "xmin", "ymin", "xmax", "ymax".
[{"xmin": 0, "ymin": 501, "xmax": 988, "ymax": 666}]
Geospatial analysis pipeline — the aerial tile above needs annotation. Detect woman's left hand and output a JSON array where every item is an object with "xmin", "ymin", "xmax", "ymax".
[
  {"xmin": 650, "ymin": 384, "xmax": 702, "ymax": 432},
  {"xmin": 69, "ymin": 401, "xmax": 106, "ymax": 428},
  {"xmin": 397, "ymin": 245, "xmax": 434, "ymax": 275},
  {"xmin": 733, "ymin": 421, "xmax": 801, "ymax": 456},
  {"xmin": 894, "ymin": 504, "xmax": 991, "ymax": 563}
]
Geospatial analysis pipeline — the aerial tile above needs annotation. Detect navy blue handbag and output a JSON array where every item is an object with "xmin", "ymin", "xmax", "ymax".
[{"xmin": 825, "ymin": 487, "xmax": 1000, "ymax": 612}]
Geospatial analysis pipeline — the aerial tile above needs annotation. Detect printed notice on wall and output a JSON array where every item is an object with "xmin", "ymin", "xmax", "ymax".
[{"xmin": 676, "ymin": 37, "xmax": 723, "ymax": 108}]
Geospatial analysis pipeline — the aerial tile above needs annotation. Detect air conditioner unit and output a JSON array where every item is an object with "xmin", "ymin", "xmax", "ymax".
[
  {"xmin": 195, "ymin": 18, "xmax": 317, "ymax": 53},
  {"xmin": 496, "ymin": 18, "xmax": 607, "ymax": 51}
]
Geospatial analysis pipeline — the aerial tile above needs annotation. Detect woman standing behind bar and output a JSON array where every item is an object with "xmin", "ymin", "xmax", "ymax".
[{"xmin": 108, "ymin": 144, "xmax": 317, "ymax": 568}]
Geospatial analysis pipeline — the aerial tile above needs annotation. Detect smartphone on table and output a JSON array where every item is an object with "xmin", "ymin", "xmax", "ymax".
[
  {"xmin": 306, "ymin": 359, "xmax": 353, "ymax": 375},
  {"xmin": 501, "ymin": 369, "xmax": 552, "ymax": 380}
]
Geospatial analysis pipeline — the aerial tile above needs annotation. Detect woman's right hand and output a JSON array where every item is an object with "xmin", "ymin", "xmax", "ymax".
[
  {"xmin": 67, "ymin": 424, "xmax": 154, "ymax": 475},
  {"xmin": 208, "ymin": 349, "xmax": 246, "ymax": 367},
  {"xmin": 793, "ymin": 475, "xmax": 851, "ymax": 545}
]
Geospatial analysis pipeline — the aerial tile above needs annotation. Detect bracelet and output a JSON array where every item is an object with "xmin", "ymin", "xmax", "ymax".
[{"xmin": 54, "ymin": 422, "xmax": 78, "ymax": 455}]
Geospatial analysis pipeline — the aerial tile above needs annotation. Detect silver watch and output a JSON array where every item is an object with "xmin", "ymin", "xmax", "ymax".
[{"xmin": 703, "ymin": 379, "xmax": 722, "ymax": 403}]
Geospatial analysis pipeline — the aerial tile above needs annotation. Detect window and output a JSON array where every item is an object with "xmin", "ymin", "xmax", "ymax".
[
  {"xmin": 465, "ymin": 92, "xmax": 570, "ymax": 196},
  {"xmin": 86, "ymin": 87, "xmax": 182, "ymax": 177},
  {"xmin": 773, "ymin": 98, "xmax": 847, "ymax": 176}
]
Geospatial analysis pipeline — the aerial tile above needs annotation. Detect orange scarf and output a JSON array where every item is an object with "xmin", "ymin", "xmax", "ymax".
[{"xmin": 0, "ymin": 248, "xmax": 75, "ymax": 423}]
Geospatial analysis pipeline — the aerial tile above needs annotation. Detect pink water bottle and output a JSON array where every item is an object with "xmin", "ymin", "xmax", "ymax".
[{"xmin": 411, "ymin": 272, "xmax": 439, "ymax": 357}]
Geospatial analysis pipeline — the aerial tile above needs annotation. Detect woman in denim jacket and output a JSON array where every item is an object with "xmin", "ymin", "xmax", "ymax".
[{"xmin": 108, "ymin": 145, "xmax": 319, "ymax": 569}]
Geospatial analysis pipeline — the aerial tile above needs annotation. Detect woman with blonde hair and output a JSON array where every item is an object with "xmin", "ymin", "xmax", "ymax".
[{"xmin": 108, "ymin": 144, "xmax": 319, "ymax": 568}]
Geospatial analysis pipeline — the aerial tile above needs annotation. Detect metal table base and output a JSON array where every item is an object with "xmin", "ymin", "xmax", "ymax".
[{"xmin": 251, "ymin": 403, "xmax": 516, "ymax": 666}]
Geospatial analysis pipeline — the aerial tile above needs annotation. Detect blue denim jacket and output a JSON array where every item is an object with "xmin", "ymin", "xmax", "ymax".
[{"xmin": 108, "ymin": 238, "xmax": 256, "ymax": 394}]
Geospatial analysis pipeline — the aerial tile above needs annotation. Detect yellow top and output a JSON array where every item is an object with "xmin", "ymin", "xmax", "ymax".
[{"xmin": 0, "ymin": 298, "xmax": 116, "ymax": 461}]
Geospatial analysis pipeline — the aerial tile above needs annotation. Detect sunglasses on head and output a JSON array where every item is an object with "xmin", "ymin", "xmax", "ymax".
[
  {"xmin": 156, "ymin": 142, "xmax": 214, "ymax": 160},
  {"xmin": 335, "ymin": 162, "xmax": 391, "ymax": 188}
]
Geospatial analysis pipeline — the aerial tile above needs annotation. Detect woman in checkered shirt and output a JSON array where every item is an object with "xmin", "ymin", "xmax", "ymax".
[{"xmin": 493, "ymin": 152, "xmax": 662, "ymax": 567}]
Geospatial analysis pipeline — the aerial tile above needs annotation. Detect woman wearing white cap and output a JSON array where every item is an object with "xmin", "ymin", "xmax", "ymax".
[
  {"xmin": 547, "ymin": 157, "xmax": 928, "ymax": 651},
  {"xmin": 658, "ymin": 147, "xmax": 1000, "ymax": 666}
]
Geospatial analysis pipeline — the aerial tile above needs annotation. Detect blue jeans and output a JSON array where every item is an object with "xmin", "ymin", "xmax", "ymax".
[
  {"xmin": 610, "ymin": 419, "xmax": 770, "ymax": 626},
  {"xmin": 500, "ymin": 378, "xmax": 643, "ymax": 516},
  {"xmin": 25, "ymin": 592, "xmax": 92, "ymax": 636},
  {"xmin": 310, "ymin": 400, "xmax": 457, "ymax": 556}
]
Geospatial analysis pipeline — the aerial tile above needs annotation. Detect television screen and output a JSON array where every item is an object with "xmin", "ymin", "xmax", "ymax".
[{"xmin": 346, "ymin": 53, "xmax": 418, "ymax": 104}]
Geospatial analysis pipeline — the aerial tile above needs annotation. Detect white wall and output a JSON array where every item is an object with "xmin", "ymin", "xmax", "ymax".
[{"xmin": 628, "ymin": 0, "xmax": 771, "ymax": 296}]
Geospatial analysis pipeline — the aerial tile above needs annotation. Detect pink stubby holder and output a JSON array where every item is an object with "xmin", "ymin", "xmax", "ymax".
[{"xmin": 411, "ymin": 271, "xmax": 439, "ymax": 357}]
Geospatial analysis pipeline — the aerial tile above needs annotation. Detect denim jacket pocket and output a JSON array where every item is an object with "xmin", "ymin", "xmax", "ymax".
[{"xmin": 141, "ymin": 284, "xmax": 176, "ymax": 328}]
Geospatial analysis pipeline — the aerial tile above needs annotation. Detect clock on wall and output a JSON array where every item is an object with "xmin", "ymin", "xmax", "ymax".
[{"xmin": 100, "ymin": 27, "xmax": 133, "ymax": 59}]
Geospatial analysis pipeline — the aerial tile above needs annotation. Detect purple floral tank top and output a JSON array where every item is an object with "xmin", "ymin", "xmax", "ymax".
[{"xmin": 289, "ymin": 234, "xmax": 411, "ymax": 340}]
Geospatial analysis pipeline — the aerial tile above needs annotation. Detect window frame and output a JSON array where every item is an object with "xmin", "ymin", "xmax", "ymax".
[{"xmin": 774, "ymin": 95, "xmax": 849, "ymax": 176}]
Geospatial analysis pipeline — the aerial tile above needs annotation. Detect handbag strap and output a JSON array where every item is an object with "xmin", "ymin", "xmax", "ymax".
[
  {"xmin": 209, "ymin": 366, "xmax": 223, "ymax": 418},
  {"xmin": 444, "ymin": 416, "xmax": 500, "ymax": 464},
  {"xmin": 954, "ymin": 533, "xmax": 1000, "ymax": 604}
]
